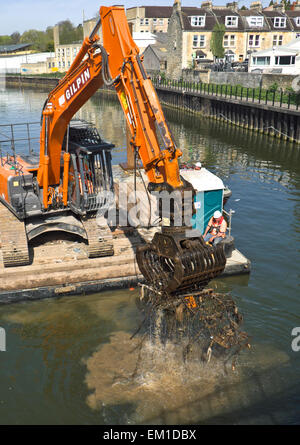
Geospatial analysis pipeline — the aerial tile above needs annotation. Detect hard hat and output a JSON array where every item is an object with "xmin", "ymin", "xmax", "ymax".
[
  {"xmin": 195, "ymin": 162, "xmax": 202, "ymax": 168},
  {"xmin": 213, "ymin": 210, "xmax": 222, "ymax": 219}
]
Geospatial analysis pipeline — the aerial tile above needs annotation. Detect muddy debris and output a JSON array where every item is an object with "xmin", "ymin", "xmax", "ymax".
[{"xmin": 135, "ymin": 285, "xmax": 250, "ymax": 368}]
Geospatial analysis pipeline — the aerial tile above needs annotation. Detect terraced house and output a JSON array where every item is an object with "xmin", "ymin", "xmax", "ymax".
[
  {"xmin": 166, "ymin": 0, "xmax": 300, "ymax": 78},
  {"xmin": 126, "ymin": 6, "xmax": 172, "ymax": 33}
]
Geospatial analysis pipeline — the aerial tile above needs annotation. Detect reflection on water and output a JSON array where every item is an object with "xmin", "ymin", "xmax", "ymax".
[{"xmin": 0, "ymin": 87, "xmax": 299, "ymax": 424}]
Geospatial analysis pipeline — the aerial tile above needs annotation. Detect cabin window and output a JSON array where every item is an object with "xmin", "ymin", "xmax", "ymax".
[
  {"xmin": 190, "ymin": 16, "xmax": 206, "ymax": 27},
  {"xmin": 225, "ymin": 16, "xmax": 238, "ymax": 27}
]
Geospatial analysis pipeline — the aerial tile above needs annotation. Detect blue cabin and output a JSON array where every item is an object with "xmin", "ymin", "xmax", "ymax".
[{"xmin": 180, "ymin": 168, "xmax": 224, "ymax": 234}]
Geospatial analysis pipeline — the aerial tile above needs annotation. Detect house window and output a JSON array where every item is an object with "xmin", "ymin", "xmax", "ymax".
[
  {"xmin": 273, "ymin": 17, "xmax": 286, "ymax": 28},
  {"xmin": 249, "ymin": 34, "xmax": 260, "ymax": 47},
  {"xmin": 246, "ymin": 16, "xmax": 264, "ymax": 27},
  {"xmin": 224, "ymin": 35, "xmax": 235, "ymax": 47},
  {"xmin": 273, "ymin": 35, "xmax": 283, "ymax": 46},
  {"xmin": 253, "ymin": 56, "xmax": 270, "ymax": 65},
  {"xmin": 67, "ymin": 48, "xmax": 70, "ymax": 56},
  {"xmin": 193, "ymin": 35, "xmax": 205, "ymax": 47},
  {"xmin": 294, "ymin": 17, "xmax": 300, "ymax": 26},
  {"xmin": 275, "ymin": 55, "xmax": 296, "ymax": 65},
  {"xmin": 190, "ymin": 16, "xmax": 205, "ymax": 27},
  {"xmin": 225, "ymin": 16, "xmax": 238, "ymax": 27},
  {"xmin": 159, "ymin": 18, "xmax": 164, "ymax": 25},
  {"xmin": 296, "ymin": 33, "xmax": 300, "ymax": 38},
  {"xmin": 153, "ymin": 18, "xmax": 157, "ymax": 25},
  {"xmin": 58, "ymin": 61, "xmax": 61, "ymax": 68}
]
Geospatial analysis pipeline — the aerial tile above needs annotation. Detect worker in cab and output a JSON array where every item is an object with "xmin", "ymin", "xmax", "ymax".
[{"xmin": 203, "ymin": 210, "xmax": 227, "ymax": 245}]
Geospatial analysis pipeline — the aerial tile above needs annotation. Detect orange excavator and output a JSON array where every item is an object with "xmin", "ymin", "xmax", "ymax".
[{"xmin": 0, "ymin": 6, "xmax": 225, "ymax": 295}]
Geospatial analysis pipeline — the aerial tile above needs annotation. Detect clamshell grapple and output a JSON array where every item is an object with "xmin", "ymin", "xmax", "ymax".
[{"xmin": 136, "ymin": 227, "xmax": 226, "ymax": 296}]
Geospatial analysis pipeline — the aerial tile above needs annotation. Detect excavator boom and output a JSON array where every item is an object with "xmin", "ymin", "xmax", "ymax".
[{"xmin": 0, "ymin": 5, "xmax": 226, "ymax": 292}]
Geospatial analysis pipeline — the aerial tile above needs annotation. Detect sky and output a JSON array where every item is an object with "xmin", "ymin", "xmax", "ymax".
[{"xmin": 0, "ymin": 0, "xmax": 268, "ymax": 35}]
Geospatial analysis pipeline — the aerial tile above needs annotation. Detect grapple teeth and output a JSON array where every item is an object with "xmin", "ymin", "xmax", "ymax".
[{"xmin": 136, "ymin": 227, "xmax": 226, "ymax": 296}]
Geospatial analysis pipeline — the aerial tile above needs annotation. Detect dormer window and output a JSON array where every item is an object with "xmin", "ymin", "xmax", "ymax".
[
  {"xmin": 190, "ymin": 16, "xmax": 206, "ymax": 27},
  {"xmin": 225, "ymin": 16, "xmax": 238, "ymax": 27},
  {"xmin": 294, "ymin": 17, "xmax": 300, "ymax": 26},
  {"xmin": 273, "ymin": 17, "xmax": 286, "ymax": 28},
  {"xmin": 246, "ymin": 16, "xmax": 264, "ymax": 27}
]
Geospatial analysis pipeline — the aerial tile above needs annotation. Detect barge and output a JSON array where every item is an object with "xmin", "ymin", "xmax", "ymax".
[{"xmin": 0, "ymin": 164, "xmax": 250, "ymax": 304}]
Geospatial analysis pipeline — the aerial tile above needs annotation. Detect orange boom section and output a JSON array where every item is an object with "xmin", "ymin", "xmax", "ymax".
[
  {"xmin": 100, "ymin": 6, "xmax": 183, "ymax": 187},
  {"xmin": 37, "ymin": 5, "xmax": 183, "ymax": 209}
]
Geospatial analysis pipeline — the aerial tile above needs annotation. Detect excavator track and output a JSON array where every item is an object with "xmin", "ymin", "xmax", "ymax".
[
  {"xmin": 81, "ymin": 215, "xmax": 114, "ymax": 258},
  {"xmin": 0, "ymin": 202, "xmax": 30, "ymax": 267}
]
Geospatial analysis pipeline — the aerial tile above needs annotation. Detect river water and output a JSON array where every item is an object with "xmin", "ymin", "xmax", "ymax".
[{"xmin": 0, "ymin": 85, "xmax": 299, "ymax": 425}]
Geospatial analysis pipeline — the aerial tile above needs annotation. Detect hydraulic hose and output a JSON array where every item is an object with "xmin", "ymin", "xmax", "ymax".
[{"xmin": 92, "ymin": 44, "xmax": 121, "ymax": 86}]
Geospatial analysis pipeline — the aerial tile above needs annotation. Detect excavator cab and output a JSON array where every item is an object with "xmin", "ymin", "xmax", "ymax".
[{"xmin": 64, "ymin": 120, "xmax": 114, "ymax": 215}]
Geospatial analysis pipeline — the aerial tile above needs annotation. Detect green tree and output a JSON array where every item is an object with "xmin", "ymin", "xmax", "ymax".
[
  {"xmin": 57, "ymin": 20, "xmax": 83, "ymax": 44},
  {"xmin": 20, "ymin": 29, "xmax": 49, "ymax": 51},
  {"xmin": 210, "ymin": 24, "xmax": 226, "ymax": 59},
  {"xmin": 10, "ymin": 32, "xmax": 20, "ymax": 44},
  {"xmin": 0, "ymin": 35, "xmax": 12, "ymax": 45}
]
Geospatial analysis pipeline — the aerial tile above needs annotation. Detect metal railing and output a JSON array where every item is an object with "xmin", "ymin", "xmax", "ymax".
[
  {"xmin": 152, "ymin": 77, "xmax": 300, "ymax": 111},
  {"xmin": 223, "ymin": 208, "xmax": 235, "ymax": 237},
  {"xmin": 0, "ymin": 121, "xmax": 40, "ymax": 169}
]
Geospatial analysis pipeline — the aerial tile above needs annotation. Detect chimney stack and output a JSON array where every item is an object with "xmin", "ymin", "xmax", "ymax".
[
  {"xmin": 250, "ymin": 1, "xmax": 262, "ymax": 12},
  {"xmin": 173, "ymin": 0, "xmax": 181, "ymax": 11},
  {"xmin": 201, "ymin": 1, "xmax": 213, "ymax": 9},
  {"xmin": 226, "ymin": 2, "xmax": 238, "ymax": 11},
  {"xmin": 273, "ymin": 1, "xmax": 285, "ymax": 12},
  {"xmin": 53, "ymin": 25, "xmax": 59, "ymax": 50}
]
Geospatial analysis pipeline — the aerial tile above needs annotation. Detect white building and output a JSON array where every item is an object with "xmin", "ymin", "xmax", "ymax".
[
  {"xmin": 0, "ymin": 52, "xmax": 54, "ymax": 74},
  {"xmin": 249, "ymin": 38, "xmax": 300, "ymax": 74},
  {"xmin": 132, "ymin": 32, "xmax": 158, "ymax": 52}
]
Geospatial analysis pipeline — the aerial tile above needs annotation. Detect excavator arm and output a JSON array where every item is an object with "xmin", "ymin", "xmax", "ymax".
[
  {"xmin": 37, "ymin": 5, "xmax": 226, "ymax": 296},
  {"xmin": 37, "ymin": 5, "xmax": 183, "ymax": 210}
]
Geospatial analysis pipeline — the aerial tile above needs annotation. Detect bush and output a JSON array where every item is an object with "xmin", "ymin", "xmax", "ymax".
[{"xmin": 269, "ymin": 82, "xmax": 278, "ymax": 93}]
